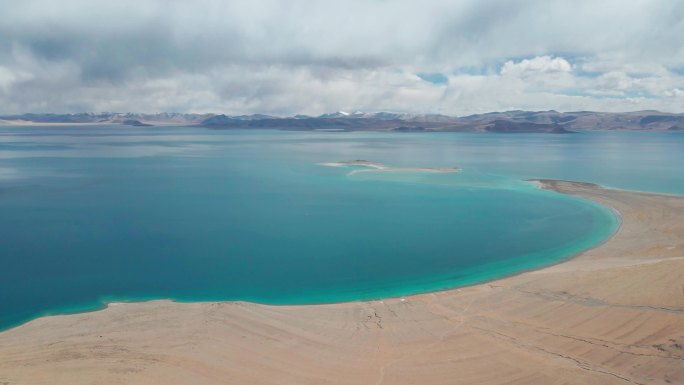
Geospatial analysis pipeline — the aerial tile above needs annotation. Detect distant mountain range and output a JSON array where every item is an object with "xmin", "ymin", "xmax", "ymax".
[{"xmin": 2, "ymin": 110, "xmax": 684, "ymax": 133}]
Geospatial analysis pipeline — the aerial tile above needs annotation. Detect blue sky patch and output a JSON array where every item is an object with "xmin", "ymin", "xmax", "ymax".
[{"xmin": 418, "ymin": 73, "xmax": 448, "ymax": 84}]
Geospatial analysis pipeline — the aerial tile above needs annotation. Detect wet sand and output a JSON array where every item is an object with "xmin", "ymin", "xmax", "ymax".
[{"xmin": 0, "ymin": 180, "xmax": 682, "ymax": 385}]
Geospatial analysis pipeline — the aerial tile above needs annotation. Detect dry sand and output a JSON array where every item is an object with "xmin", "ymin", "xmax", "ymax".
[{"xmin": 0, "ymin": 180, "xmax": 682, "ymax": 385}]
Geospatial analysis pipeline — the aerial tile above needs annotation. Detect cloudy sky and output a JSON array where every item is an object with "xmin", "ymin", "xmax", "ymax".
[{"xmin": 1, "ymin": 0, "xmax": 683, "ymax": 115}]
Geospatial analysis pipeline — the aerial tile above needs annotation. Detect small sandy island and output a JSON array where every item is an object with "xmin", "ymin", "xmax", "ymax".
[
  {"xmin": 319, "ymin": 159, "xmax": 461, "ymax": 175},
  {"xmin": 0, "ymin": 180, "xmax": 683, "ymax": 385}
]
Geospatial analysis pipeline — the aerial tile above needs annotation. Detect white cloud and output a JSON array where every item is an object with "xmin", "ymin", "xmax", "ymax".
[
  {"xmin": 0, "ymin": 67, "xmax": 16, "ymax": 91},
  {"xmin": 0, "ymin": 66, "xmax": 33, "ymax": 93},
  {"xmin": 500, "ymin": 56, "xmax": 572, "ymax": 76},
  {"xmin": 665, "ymin": 88, "xmax": 684, "ymax": 97}
]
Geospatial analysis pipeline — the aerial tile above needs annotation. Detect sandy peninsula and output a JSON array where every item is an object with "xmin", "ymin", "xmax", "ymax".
[{"xmin": 0, "ymin": 180, "xmax": 682, "ymax": 385}]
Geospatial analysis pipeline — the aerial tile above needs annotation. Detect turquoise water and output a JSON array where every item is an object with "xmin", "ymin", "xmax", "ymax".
[{"xmin": 1, "ymin": 127, "xmax": 683, "ymax": 330}]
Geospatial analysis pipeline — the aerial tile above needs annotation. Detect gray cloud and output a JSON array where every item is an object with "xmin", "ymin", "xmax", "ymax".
[{"xmin": 0, "ymin": 0, "xmax": 683, "ymax": 115}]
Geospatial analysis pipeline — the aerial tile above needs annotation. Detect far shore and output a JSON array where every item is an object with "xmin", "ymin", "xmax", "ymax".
[
  {"xmin": 0, "ymin": 120, "xmax": 115, "ymax": 126},
  {"xmin": 0, "ymin": 120, "xmax": 178, "ymax": 127},
  {"xmin": 0, "ymin": 180, "xmax": 682, "ymax": 385}
]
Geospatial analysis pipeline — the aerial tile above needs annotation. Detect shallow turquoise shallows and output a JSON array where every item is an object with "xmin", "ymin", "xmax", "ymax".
[{"xmin": 2, "ymin": 127, "xmax": 683, "ymax": 330}]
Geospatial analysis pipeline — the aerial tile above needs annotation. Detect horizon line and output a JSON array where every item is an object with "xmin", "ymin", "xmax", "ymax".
[{"xmin": 2, "ymin": 109, "xmax": 683, "ymax": 119}]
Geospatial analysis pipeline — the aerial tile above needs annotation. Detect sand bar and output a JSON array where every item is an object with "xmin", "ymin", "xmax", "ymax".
[
  {"xmin": 0, "ymin": 180, "xmax": 682, "ymax": 384},
  {"xmin": 319, "ymin": 160, "xmax": 461, "ymax": 175}
]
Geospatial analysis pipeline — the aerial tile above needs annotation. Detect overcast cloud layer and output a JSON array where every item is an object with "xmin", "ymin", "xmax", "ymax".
[{"xmin": 1, "ymin": 0, "xmax": 683, "ymax": 115}]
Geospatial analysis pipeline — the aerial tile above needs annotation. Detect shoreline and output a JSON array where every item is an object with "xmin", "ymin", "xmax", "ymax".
[
  {"xmin": 0, "ymin": 120, "xmax": 188, "ymax": 127},
  {"xmin": 0, "ymin": 178, "xmax": 615, "ymax": 334},
  {"xmin": 1, "ymin": 180, "xmax": 682, "ymax": 384}
]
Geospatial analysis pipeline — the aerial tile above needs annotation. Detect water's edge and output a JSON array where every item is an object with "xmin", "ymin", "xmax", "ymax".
[{"xmin": 0, "ymin": 178, "xmax": 627, "ymax": 333}]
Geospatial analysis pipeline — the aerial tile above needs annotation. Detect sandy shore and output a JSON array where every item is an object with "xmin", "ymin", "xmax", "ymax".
[{"xmin": 0, "ymin": 180, "xmax": 682, "ymax": 385}]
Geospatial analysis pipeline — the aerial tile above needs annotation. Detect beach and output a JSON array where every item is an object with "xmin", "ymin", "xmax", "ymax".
[{"xmin": 0, "ymin": 180, "xmax": 682, "ymax": 385}]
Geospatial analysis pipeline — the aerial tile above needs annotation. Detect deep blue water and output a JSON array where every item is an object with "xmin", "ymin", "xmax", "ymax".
[{"xmin": 1, "ymin": 126, "xmax": 682, "ymax": 330}]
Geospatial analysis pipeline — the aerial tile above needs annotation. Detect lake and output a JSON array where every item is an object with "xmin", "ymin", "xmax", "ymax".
[{"xmin": 2, "ymin": 126, "xmax": 682, "ymax": 330}]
